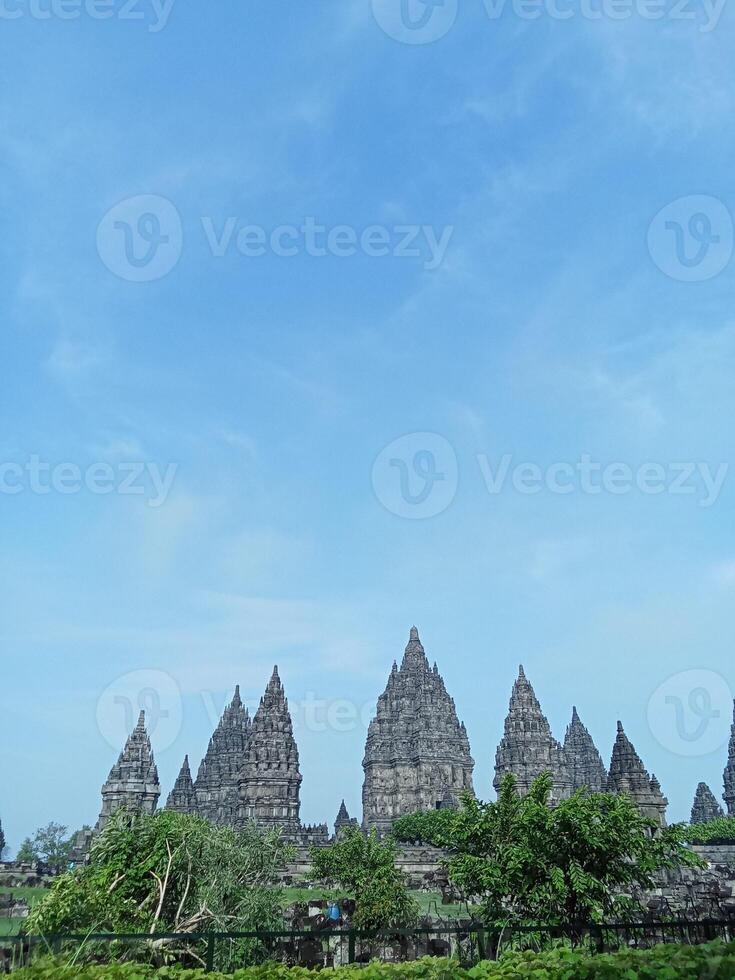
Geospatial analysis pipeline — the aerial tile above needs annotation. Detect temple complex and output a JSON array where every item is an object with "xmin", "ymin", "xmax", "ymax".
[
  {"xmin": 361, "ymin": 627, "xmax": 475, "ymax": 834},
  {"xmin": 78, "ymin": 629, "xmax": 735, "ymax": 854}
]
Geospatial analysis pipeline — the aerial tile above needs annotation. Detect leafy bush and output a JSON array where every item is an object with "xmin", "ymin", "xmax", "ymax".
[
  {"xmin": 310, "ymin": 827, "xmax": 418, "ymax": 931},
  {"xmin": 395, "ymin": 774, "xmax": 702, "ymax": 936},
  {"xmin": 685, "ymin": 816, "xmax": 735, "ymax": 844},
  {"xmin": 10, "ymin": 940, "xmax": 735, "ymax": 977},
  {"xmin": 23, "ymin": 810, "xmax": 294, "ymax": 969}
]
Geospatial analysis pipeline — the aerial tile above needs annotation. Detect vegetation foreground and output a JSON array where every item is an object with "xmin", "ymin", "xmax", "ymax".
[{"xmin": 8, "ymin": 941, "xmax": 735, "ymax": 978}]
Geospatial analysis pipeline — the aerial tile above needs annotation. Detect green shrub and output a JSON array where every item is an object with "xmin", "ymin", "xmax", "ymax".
[
  {"xmin": 685, "ymin": 816, "xmax": 735, "ymax": 844},
  {"xmin": 9, "ymin": 940, "xmax": 735, "ymax": 978}
]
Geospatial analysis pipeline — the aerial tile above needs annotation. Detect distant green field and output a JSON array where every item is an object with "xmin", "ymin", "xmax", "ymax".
[{"xmin": 0, "ymin": 886, "xmax": 48, "ymax": 938}]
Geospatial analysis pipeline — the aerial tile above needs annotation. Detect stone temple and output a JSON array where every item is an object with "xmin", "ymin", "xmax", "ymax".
[
  {"xmin": 82, "ymin": 627, "xmax": 735, "ymax": 849},
  {"xmin": 494, "ymin": 666, "xmax": 572, "ymax": 804},
  {"xmin": 362, "ymin": 627, "xmax": 474, "ymax": 834}
]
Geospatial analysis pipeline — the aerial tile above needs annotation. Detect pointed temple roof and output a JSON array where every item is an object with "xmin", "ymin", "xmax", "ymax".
[
  {"xmin": 166, "ymin": 755, "xmax": 198, "ymax": 814},
  {"xmin": 723, "ymin": 701, "xmax": 735, "ymax": 816},
  {"xmin": 239, "ymin": 666, "xmax": 302, "ymax": 835},
  {"xmin": 97, "ymin": 711, "xmax": 160, "ymax": 831},
  {"xmin": 194, "ymin": 686, "xmax": 251, "ymax": 824},
  {"xmin": 494, "ymin": 666, "xmax": 571, "ymax": 804},
  {"xmin": 362, "ymin": 627, "xmax": 475, "ymax": 833},
  {"xmin": 607, "ymin": 721, "xmax": 667, "ymax": 827},
  {"xmin": 691, "ymin": 781, "xmax": 724, "ymax": 824},
  {"xmin": 106, "ymin": 711, "xmax": 160, "ymax": 787},
  {"xmin": 563, "ymin": 706, "xmax": 607, "ymax": 793}
]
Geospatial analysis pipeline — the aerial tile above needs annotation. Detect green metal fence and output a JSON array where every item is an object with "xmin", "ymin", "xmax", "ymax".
[{"xmin": 5, "ymin": 917, "xmax": 735, "ymax": 972}]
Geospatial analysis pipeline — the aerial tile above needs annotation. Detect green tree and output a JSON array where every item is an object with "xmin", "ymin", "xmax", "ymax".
[
  {"xmin": 15, "ymin": 837, "xmax": 39, "ymax": 865},
  {"xmin": 0, "ymin": 818, "xmax": 6, "ymax": 860},
  {"xmin": 310, "ymin": 825, "xmax": 418, "ymax": 931},
  {"xmin": 31, "ymin": 822, "xmax": 74, "ymax": 872},
  {"xmin": 26, "ymin": 809, "xmax": 294, "ymax": 968},
  {"xmin": 395, "ymin": 774, "xmax": 702, "ymax": 933}
]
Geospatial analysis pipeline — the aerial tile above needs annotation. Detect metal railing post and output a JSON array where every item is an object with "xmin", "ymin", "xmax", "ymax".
[{"xmin": 205, "ymin": 933, "xmax": 216, "ymax": 973}]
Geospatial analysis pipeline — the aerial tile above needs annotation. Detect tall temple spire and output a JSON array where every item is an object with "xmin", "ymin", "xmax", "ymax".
[
  {"xmin": 166, "ymin": 756, "xmax": 197, "ymax": 814},
  {"xmin": 195, "ymin": 686, "xmax": 251, "ymax": 825},
  {"xmin": 97, "ymin": 710, "xmax": 160, "ymax": 831},
  {"xmin": 494, "ymin": 667, "xmax": 571, "ymax": 804},
  {"xmin": 238, "ymin": 666, "xmax": 302, "ymax": 836},
  {"xmin": 723, "ymin": 701, "xmax": 735, "ymax": 816},
  {"xmin": 563, "ymin": 706, "xmax": 607, "ymax": 792},
  {"xmin": 362, "ymin": 627, "xmax": 475, "ymax": 834},
  {"xmin": 606, "ymin": 721, "xmax": 667, "ymax": 827},
  {"xmin": 334, "ymin": 799, "xmax": 358, "ymax": 837},
  {"xmin": 691, "ymin": 782, "xmax": 723, "ymax": 824}
]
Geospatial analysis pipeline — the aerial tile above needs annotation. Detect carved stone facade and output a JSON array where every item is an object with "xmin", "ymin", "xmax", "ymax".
[
  {"xmin": 691, "ymin": 782, "xmax": 724, "ymax": 824},
  {"xmin": 166, "ymin": 756, "xmax": 197, "ymax": 814},
  {"xmin": 195, "ymin": 686, "xmax": 251, "ymax": 825},
  {"xmin": 494, "ymin": 666, "xmax": 572, "ymax": 804},
  {"xmin": 237, "ymin": 667, "xmax": 303, "ymax": 836},
  {"xmin": 724, "ymin": 702, "xmax": 735, "ymax": 816},
  {"xmin": 607, "ymin": 721, "xmax": 668, "ymax": 827},
  {"xmin": 97, "ymin": 711, "xmax": 160, "ymax": 831},
  {"xmin": 563, "ymin": 706, "xmax": 607, "ymax": 793},
  {"xmin": 362, "ymin": 627, "xmax": 475, "ymax": 834}
]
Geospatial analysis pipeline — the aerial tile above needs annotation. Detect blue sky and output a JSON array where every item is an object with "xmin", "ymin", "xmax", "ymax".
[{"xmin": 2, "ymin": 0, "xmax": 735, "ymax": 853}]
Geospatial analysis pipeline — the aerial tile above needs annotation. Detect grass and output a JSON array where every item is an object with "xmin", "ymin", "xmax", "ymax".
[{"xmin": 0, "ymin": 886, "xmax": 48, "ymax": 939}]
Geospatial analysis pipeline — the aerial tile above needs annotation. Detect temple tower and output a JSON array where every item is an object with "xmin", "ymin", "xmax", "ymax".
[
  {"xmin": 238, "ymin": 667, "xmax": 302, "ymax": 837},
  {"xmin": 195, "ymin": 686, "xmax": 251, "ymax": 826},
  {"xmin": 563, "ymin": 706, "xmax": 607, "ymax": 793},
  {"xmin": 166, "ymin": 756, "xmax": 197, "ymax": 814},
  {"xmin": 494, "ymin": 666, "xmax": 571, "ymax": 804},
  {"xmin": 723, "ymin": 701, "xmax": 735, "ymax": 816},
  {"xmin": 362, "ymin": 627, "xmax": 475, "ymax": 834},
  {"xmin": 97, "ymin": 711, "xmax": 160, "ymax": 831},
  {"xmin": 691, "ymin": 782, "xmax": 724, "ymax": 824},
  {"xmin": 606, "ymin": 721, "xmax": 667, "ymax": 827},
  {"xmin": 334, "ymin": 800, "xmax": 358, "ymax": 837}
]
